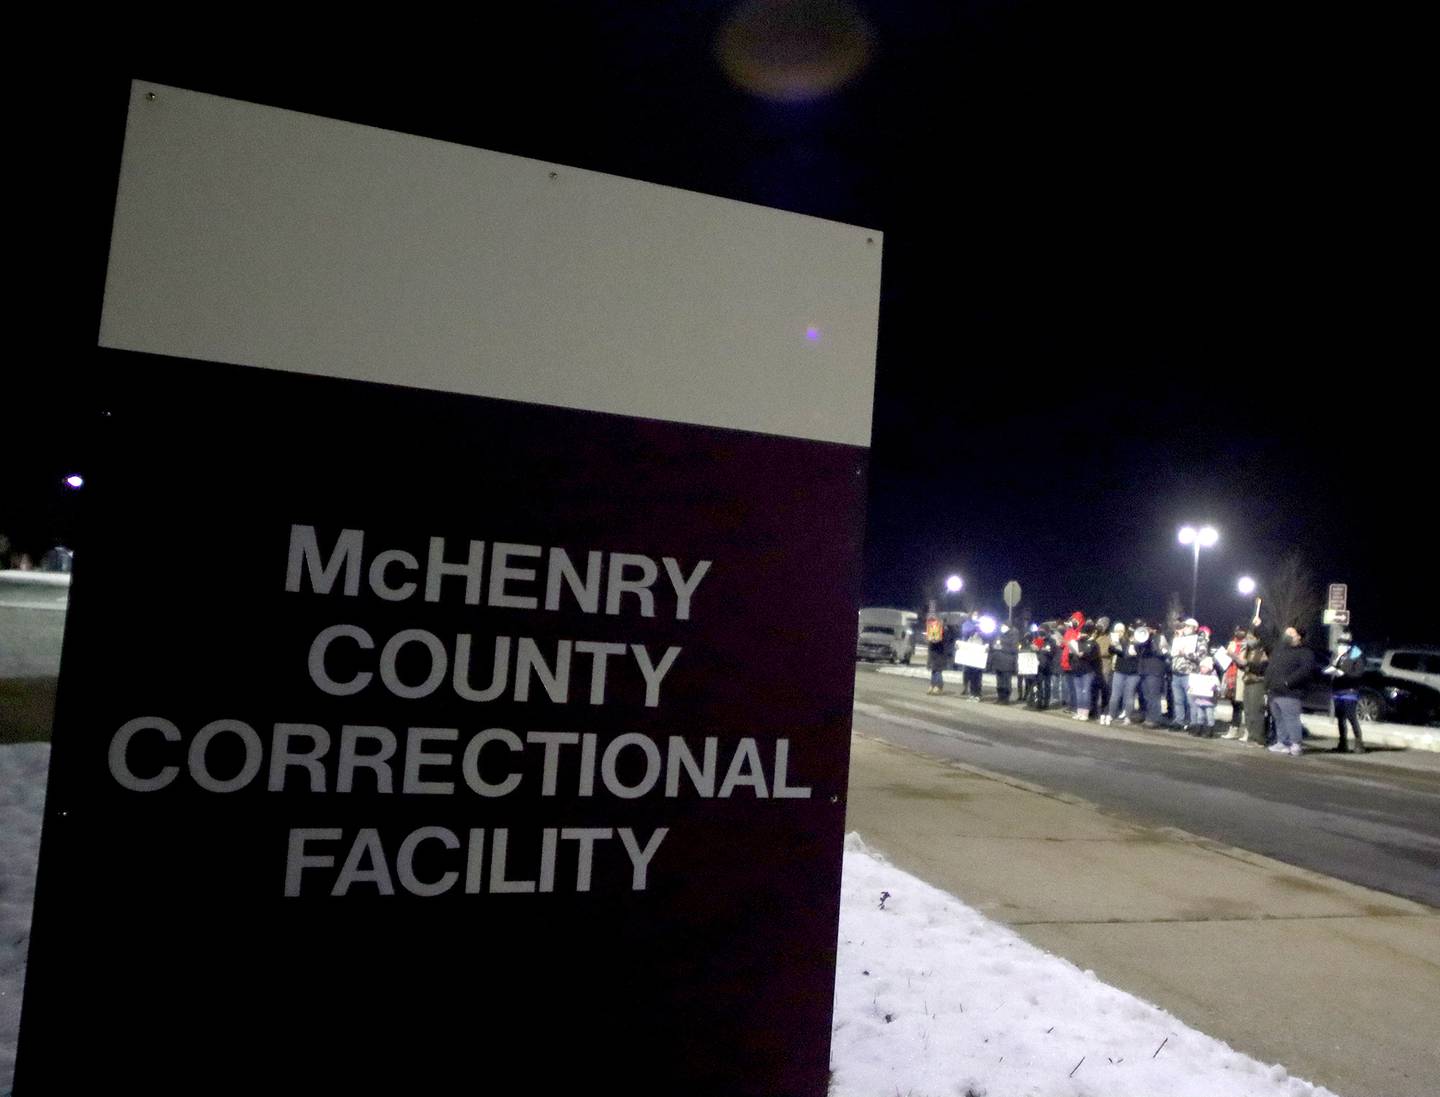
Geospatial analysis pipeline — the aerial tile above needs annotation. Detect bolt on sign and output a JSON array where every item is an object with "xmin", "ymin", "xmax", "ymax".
[{"xmin": 17, "ymin": 82, "xmax": 881, "ymax": 1096}]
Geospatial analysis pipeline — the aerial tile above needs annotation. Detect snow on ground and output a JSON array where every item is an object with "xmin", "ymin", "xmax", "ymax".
[
  {"xmin": 0, "ymin": 744, "xmax": 47, "ymax": 1090},
  {"xmin": 831, "ymin": 833, "xmax": 1338, "ymax": 1097},
  {"xmin": 0, "ymin": 745, "xmax": 1337, "ymax": 1096}
]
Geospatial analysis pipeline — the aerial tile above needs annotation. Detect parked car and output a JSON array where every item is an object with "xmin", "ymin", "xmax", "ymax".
[
  {"xmin": 1355, "ymin": 649, "xmax": 1440, "ymax": 726},
  {"xmin": 856, "ymin": 607, "xmax": 918, "ymax": 664}
]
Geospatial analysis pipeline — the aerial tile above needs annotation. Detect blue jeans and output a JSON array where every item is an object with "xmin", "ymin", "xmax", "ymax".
[
  {"xmin": 1193, "ymin": 702, "xmax": 1215, "ymax": 728},
  {"xmin": 1270, "ymin": 695, "xmax": 1304, "ymax": 747},
  {"xmin": 1170, "ymin": 674, "xmax": 1192, "ymax": 725},
  {"xmin": 1109, "ymin": 671, "xmax": 1140, "ymax": 719},
  {"xmin": 931, "ymin": 668, "xmax": 944, "ymax": 689},
  {"xmin": 1072, "ymin": 672, "xmax": 1094, "ymax": 712},
  {"xmin": 1139, "ymin": 674, "xmax": 1166, "ymax": 725}
]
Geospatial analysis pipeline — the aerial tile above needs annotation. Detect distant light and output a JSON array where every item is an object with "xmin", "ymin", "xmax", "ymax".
[
  {"xmin": 978, "ymin": 615, "xmax": 997, "ymax": 635},
  {"xmin": 64, "ymin": 475, "xmax": 84, "ymax": 489},
  {"xmin": 805, "ymin": 326, "xmax": 821, "ymax": 342},
  {"xmin": 945, "ymin": 575, "xmax": 963, "ymax": 593},
  {"xmin": 1178, "ymin": 526, "xmax": 1197, "ymax": 545},
  {"xmin": 1238, "ymin": 577, "xmax": 1256, "ymax": 595},
  {"xmin": 1198, "ymin": 526, "xmax": 1219, "ymax": 547},
  {"xmin": 1030, "ymin": 624, "xmax": 1040, "ymax": 633}
]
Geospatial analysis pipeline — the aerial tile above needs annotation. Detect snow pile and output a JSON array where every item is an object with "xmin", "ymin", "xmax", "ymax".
[
  {"xmin": 831, "ymin": 832, "xmax": 1339, "ymax": 1097},
  {"xmin": 0, "ymin": 744, "xmax": 47, "ymax": 1089}
]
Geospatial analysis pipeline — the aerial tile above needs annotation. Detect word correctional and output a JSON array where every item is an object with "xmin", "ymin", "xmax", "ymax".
[
  {"xmin": 285, "ymin": 524, "xmax": 713, "ymax": 619},
  {"xmin": 285, "ymin": 825, "xmax": 669, "ymax": 897},
  {"xmin": 109, "ymin": 719, "xmax": 815, "ymax": 801}
]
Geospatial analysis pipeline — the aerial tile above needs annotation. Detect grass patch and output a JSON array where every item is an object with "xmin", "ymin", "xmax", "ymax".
[{"xmin": 0, "ymin": 676, "xmax": 56, "ymax": 743}]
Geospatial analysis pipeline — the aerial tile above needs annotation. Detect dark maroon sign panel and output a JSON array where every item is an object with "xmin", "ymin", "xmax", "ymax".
[{"xmin": 18, "ymin": 353, "xmax": 866, "ymax": 1095}]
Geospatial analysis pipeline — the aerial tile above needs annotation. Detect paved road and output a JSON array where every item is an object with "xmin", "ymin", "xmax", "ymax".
[
  {"xmin": 852, "ymin": 666, "xmax": 1440, "ymax": 907},
  {"xmin": 0, "ymin": 577, "xmax": 68, "ymax": 678}
]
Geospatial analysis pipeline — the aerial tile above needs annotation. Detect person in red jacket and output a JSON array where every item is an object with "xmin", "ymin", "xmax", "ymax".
[
  {"xmin": 1220, "ymin": 625, "xmax": 1248, "ymax": 739},
  {"xmin": 1060, "ymin": 611, "xmax": 1086, "ymax": 712}
]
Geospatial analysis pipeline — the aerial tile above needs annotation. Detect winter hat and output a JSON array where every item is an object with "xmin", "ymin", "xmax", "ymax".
[{"xmin": 1183, "ymin": 617, "xmax": 1199, "ymax": 628}]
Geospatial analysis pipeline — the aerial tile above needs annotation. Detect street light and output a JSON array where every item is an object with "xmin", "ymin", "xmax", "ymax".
[
  {"xmin": 945, "ymin": 575, "xmax": 963, "ymax": 594},
  {"xmin": 1177, "ymin": 524, "xmax": 1218, "ymax": 620},
  {"xmin": 1237, "ymin": 576, "xmax": 1256, "ymax": 596},
  {"xmin": 64, "ymin": 474, "xmax": 84, "ymax": 489}
]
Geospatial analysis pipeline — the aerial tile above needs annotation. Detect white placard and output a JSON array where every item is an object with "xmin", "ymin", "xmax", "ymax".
[
  {"xmin": 1188, "ymin": 673, "xmax": 1220, "ymax": 698},
  {"xmin": 954, "ymin": 641, "xmax": 989, "ymax": 669},
  {"xmin": 1017, "ymin": 652, "xmax": 1039, "ymax": 677}
]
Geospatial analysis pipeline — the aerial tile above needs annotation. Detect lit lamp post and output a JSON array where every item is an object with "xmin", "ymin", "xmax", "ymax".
[
  {"xmin": 945, "ymin": 575, "xmax": 963, "ymax": 594},
  {"xmin": 1237, "ymin": 576, "xmax": 1260, "ymax": 624},
  {"xmin": 1178, "ymin": 525, "xmax": 1218, "ymax": 620}
]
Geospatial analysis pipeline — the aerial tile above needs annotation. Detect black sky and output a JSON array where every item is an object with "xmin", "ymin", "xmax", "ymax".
[{"xmin": 9, "ymin": 5, "xmax": 1436, "ymax": 643}]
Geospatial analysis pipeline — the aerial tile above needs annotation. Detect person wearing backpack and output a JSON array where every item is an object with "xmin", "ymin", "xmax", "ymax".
[{"xmin": 924, "ymin": 605, "xmax": 952, "ymax": 695}]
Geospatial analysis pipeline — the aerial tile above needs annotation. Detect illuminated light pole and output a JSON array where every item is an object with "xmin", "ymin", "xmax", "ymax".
[
  {"xmin": 1178, "ymin": 525, "xmax": 1219, "ymax": 621},
  {"xmin": 945, "ymin": 575, "xmax": 963, "ymax": 594},
  {"xmin": 1237, "ymin": 576, "xmax": 1256, "ymax": 596}
]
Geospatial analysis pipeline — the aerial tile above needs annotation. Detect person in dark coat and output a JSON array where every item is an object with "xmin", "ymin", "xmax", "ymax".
[
  {"xmin": 1322, "ymin": 631, "xmax": 1367, "ymax": 753},
  {"xmin": 924, "ymin": 604, "xmax": 954, "ymax": 695},
  {"xmin": 991, "ymin": 624, "xmax": 1020, "ymax": 704},
  {"xmin": 1256, "ymin": 616, "xmax": 1316, "ymax": 756},
  {"xmin": 1029, "ymin": 626, "xmax": 1057, "ymax": 710},
  {"xmin": 1069, "ymin": 622, "xmax": 1102, "ymax": 720},
  {"xmin": 1134, "ymin": 621, "xmax": 1168, "ymax": 728},
  {"xmin": 1105, "ymin": 623, "xmax": 1139, "ymax": 725}
]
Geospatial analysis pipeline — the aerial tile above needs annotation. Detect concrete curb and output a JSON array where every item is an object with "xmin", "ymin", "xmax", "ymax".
[
  {"xmin": 0, "ymin": 571, "xmax": 71, "ymax": 587},
  {"xmin": 872, "ymin": 663, "xmax": 1440, "ymax": 752}
]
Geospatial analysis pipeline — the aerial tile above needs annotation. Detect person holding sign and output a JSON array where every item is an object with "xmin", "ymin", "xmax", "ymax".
[
  {"xmin": 1187, "ymin": 656, "xmax": 1222, "ymax": 736},
  {"xmin": 1323, "ymin": 631, "xmax": 1367, "ymax": 753},
  {"xmin": 924, "ymin": 605, "xmax": 953, "ymax": 695}
]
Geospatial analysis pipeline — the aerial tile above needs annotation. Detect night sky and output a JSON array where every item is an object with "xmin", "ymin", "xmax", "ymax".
[{"xmin": 9, "ymin": 5, "xmax": 1435, "ymax": 644}]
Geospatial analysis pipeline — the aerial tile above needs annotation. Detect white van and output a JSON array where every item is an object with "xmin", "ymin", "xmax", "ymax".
[{"xmin": 857, "ymin": 607, "xmax": 918, "ymax": 664}]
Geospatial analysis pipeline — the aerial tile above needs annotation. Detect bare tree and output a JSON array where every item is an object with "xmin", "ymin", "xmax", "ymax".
[
  {"xmin": 1165, "ymin": 592, "xmax": 1184, "ymax": 631},
  {"xmin": 1261, "ymin": 552, "xmax": 1322, "ymax": 633}
]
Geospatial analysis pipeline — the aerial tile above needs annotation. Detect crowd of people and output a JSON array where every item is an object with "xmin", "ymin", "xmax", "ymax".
[{"xmin": 921, "ymin": 606, "xmax": 1368, "ymax": 756}]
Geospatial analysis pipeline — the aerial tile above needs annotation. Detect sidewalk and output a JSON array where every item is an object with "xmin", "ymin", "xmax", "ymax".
[
  {"xmin": 875, "ymin": 664, "xmax": 1440, "ymax": 752},
  {"xmin": 844, "ymin": 730, "xmax": 1440, "ymax": 1097}
]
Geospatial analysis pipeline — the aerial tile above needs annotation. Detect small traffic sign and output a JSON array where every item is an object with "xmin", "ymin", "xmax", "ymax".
[
  {"xmin": 1328, "ymin": 583, "xmax": 1347, "ymax": 611},
  {"xmin": 1002, "ymin": 580, "xmax": 1022, "ymax": 608}
]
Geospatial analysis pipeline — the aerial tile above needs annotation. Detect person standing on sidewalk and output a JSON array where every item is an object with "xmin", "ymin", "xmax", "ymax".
[
  {"xmin": 1093, "ymin": 617, "xmax": 1116, "ymax": 719},
  {"xmin": 1070, "ymin": 622, "xmax": 1101, "ymax": 721},
  {"xmin": 1238, "ymin": 630, "xmax": 1270, "ymax": 744},
  {"xmin": 1188, "ymin": 656, "xmax": 1221, "ymax": 736},
  {"xmin": 959, "ymin": 610, "xmax": 986, "ymax": 700},
  {"xmin": 1060, "ymin": 612, "xmax": 1086, "ymax": 713},
  {"xmin": 924, "ymin": 605, "xmax": 952, "ymax": 695},
  {"xmin": 991, "ymin": 624, "xmax": 1019, "ymax": 704},
  {"xmin": 1134, "ymin": 621, "xmax": 1168, "ymax": 728},
  {"xmin": 1029, "ymin": 625, "xmax": 1057, "ymax": 710},
  {"xmin": 1257, "ymin": 616, "xmax": 1317, "ymax": 756},
  {"xmin": 1104, "ymin": 622, "xmax": 1139, "ymax": 725},
  {"xmin": 1168, "ymin": 618, "xmax": 1204, "ymax": 731},
  {"xmin": 1220, "ymin": 625, "xmax": 1248, "ymax": 738},
  {"xmin": 1322, "ymin": 631, "xmax": 1367, "ymax": 753}
]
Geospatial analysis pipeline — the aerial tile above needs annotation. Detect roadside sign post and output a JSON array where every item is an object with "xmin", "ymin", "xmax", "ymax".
[
  {"xmin": 1002, "ymin": 580, "xmax": 1022, "ymax": 624},
  {"xmin": 16, "ymin": 82, "xmax": 882, "ymax": 1096},
  {"xmin": 1326, "ymin": 584, "xmax": 1350, "ymax": 652}
]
